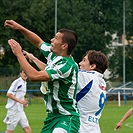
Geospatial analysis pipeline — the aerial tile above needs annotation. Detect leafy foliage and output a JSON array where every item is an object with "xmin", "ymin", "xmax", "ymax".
[
  {"xmin": 109, "ymin": 44, "xmax": 133, "ymax": 82},
  {"xmin": 0, "ymin": 0, "xmax": 133, "ymax": 82}
]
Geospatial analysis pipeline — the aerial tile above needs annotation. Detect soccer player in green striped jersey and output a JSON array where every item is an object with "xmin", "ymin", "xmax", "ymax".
[{"xmin": 5, "ymin": 20, "xmax": 80, "ymax": 133}]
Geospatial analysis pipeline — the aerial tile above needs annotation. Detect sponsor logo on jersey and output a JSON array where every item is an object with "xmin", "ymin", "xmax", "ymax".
[{"xmin": 88, "ymin": 116, "xmax": 99, "ymax": 124}]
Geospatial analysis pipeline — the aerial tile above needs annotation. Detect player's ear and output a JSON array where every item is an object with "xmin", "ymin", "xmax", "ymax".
[
  {"xmin": 62, "ymin": 43, "xmax": 68, "ymax": 50},
  {"xmin": 90, "ymin": 64, "xmax": 96, "ymax": 70}
]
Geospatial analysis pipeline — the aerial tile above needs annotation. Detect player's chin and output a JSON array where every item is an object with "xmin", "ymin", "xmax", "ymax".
[
  {"xmin": 24, "ymin": 77, "xmax": 28, "ymax": 80},
  {"xmin": 79, "ymin": 66, "xmax": 83, "ymax": 70},
  {"xmin": 50, "ymin": 47, "xmax": 53, "ymax": 52},
  {"xmin": 50, "ymin": 47, "xmax": 56, "ymax": 53}
]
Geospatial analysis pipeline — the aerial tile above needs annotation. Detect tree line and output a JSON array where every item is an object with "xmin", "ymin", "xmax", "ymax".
[{"xmin": 0, "ymin": 0, "xmax": 133, "ymax": 82}]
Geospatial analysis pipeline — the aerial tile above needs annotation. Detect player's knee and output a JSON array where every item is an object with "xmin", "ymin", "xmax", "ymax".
[
  {"xmin": 52, "ymin": 127, "xmax": 67, "ymax": 133},
  {"xmin": 23, "ymin": 126, "xmax": 31, "ymax": 133}
]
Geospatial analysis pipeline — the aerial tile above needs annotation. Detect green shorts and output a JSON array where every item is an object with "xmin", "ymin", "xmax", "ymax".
[{"xmin": 41, "ymin": 113, "xmax": 80, "ymax": 133}]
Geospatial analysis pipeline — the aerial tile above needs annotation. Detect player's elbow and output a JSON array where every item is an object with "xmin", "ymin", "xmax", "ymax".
[
  {"xmin": 27, "ymin": 75, "xmax": 38, "ymax": 81},
  {"xmin": 6, "ymin": 93, "xmax": 9, "ymax": 97},
  {"xmin": 28, "ymin": 77, "xmax": 50, "ymax": 82},
  {"xmin": 26, "ymin": 70, "xmax": 50, "ymax": 82},
  {"xmin": 6, "ymin": 93, "xmax": 12, "ymax": 98},
  {"xmin": 25, "ymin": 71, "xmax": 39, "ymax": 81},
  {"xmin": 27, "ymin": 73, "xmax": 50, "ymax": 82}
]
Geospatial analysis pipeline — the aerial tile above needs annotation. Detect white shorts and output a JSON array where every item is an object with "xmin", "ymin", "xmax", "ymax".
[
  {"xmin": 3, "ymin": 109, "xmax": 29, "ymax": 131},
  {"xmin": 78, "ymin": 122, "xmax": 101, "ymax": 133},
  {"xmin": 53, "ymin": 128, "xmax": 67, "ymax": 133}
]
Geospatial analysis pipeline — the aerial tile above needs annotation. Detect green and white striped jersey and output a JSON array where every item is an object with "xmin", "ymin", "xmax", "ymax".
[{"xmin": 40, "ymin": 42, "xmax": 79, "ymax": 116}]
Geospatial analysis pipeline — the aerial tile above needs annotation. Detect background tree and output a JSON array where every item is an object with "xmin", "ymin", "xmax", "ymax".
[
  {"xmin": 0, "ymin": 0, "xmax": 133, "ymax": 83},
  {"xmin": 0, "ymin": 0, "xmax": 55, "ymax": 75},
  {"xmin": 57, "ymin": 0, "xmax": 123, "ymax": 63},
  {"xmin": 108, "ymin": 0, "xmax": 133, "ymax": 82},
  {"xmin": 109, "ymin": 44, "xmax": 133, "ymax": 82}
]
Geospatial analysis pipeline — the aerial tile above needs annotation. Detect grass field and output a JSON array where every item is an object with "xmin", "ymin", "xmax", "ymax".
[
  {"xmin": 100, "ymin": 101, "xmax": 133, "ymax": 133},
  {"xmin": 0, "ymin": 97, "xmax": 133, "ymax": 133}
]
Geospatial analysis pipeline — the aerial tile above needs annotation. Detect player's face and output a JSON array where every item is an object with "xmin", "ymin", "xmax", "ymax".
[
  {"xmin": 20, "ymin": 71, "xmax": 27, "ymax": 81},
  {"xmin": 79, "ymin": 55, "xmax": 92, "ymax": 71},
  {"xmin": 50, "ymin": 32, "xmax": 65, "ymax": 55}
]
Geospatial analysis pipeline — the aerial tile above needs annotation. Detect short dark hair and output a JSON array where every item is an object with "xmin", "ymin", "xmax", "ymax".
[
  {"xmin": 58, "ymin": 28, "xmax": 78, "ymax": 55},
  {"xmin": 85, "ymin": 50, "xmax": 109, "ymax": 74}
]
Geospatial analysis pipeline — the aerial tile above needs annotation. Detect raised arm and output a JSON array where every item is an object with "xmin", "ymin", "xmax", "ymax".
[
  {"xmin": 8, "ymin": 39, "xmax": 50, "ymax": 82},
  {"xmin": 4, "ymin": 20, "xmax": 43, "ymax": 48},
  {"xmin": 115, "ymin": 108, "xmax": 133, "ymax": 130},
  {"xmin": 23, "ymin": 50, "xmax": 46, "ymax": 70}
]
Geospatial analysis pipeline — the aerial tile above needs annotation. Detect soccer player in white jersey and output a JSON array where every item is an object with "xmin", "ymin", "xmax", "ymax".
[
  {"xmin": 76, "ymin": 50, "xmax": 109, "ymax": 133},
  {"xmin": 22, "ymin": 50, "xmax": 109, "ymax": 133},
  {"xmin": 4, "ymin": 20, "xmax": 80, "ymax": 133},
  {"xmin": 3, "ymin": 69, "xmax": 31, "ymax": 133}
]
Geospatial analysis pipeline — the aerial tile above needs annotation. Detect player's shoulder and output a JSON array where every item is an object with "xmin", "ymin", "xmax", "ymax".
[
  {"xmin": 55, "ymin": 56, "xmax": 77, "ymax": 66},
  {"xmin": 78, "ymin": 70, "xmax": 96, "ymax": 75},
  {"xmin": 11, "ymin": 77, "xmax": 20, "ymax": 84},
  {"xmin": 78, "ymin": 70, "xmax": 100, "ymax": 82},
  {"xmin": 40, "ymin": 42, "xmax": 50, "ymax": 47}
]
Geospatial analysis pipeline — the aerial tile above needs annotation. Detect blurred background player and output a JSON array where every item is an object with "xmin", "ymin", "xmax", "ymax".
[
  {"xmin": 115, "ymin": 107, "xmax": 133, "ymax": 130},
  {"xmin": 3, "ymin": 69, "xmax": 31, "ymax": 133},
  {"xmin": 76, "ymin": 50, "xmax": 109, "ymax": 133}
]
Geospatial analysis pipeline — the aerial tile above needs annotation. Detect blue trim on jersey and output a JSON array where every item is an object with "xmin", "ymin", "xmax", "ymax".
[
  {"xmin": 17, "ymin": 85, "xmax": 22, "ymax": 89},
  {"xmin": 76, "ymin": 80, "xmax": 93, "ymax": 102},
  {"xmin": 79, "ymin": 69, "xmax": 95, "ymax": 74},
  {"xmin": 12, "ymin": 85, "xmax": 22, "ymax": 92}
]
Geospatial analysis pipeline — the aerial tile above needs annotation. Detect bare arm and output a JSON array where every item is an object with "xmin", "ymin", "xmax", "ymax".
[
  {"xmin": 115, "ymin": 108, "xmax": 133, "ymax": 130},
  {"xmin": 23, "ymin": 50, "xmax": 46, "ymax": 70},
  {"xmin": 6, "ymin": 93, "xmax": 28, "ymax": 106},
  {"xmin": 4, "ymin": 20, "xmax": 43, "ymax": 48},
  {"xmin": 8, "ymin": 39, "xmax": 50, "ymax": 82}
]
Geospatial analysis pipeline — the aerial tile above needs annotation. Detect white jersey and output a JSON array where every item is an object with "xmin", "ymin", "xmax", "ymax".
[
  {"xmin": 3, "ymin": 77, "xmax": 29, "ymax": 130},
  {"xmin": 76, "ymin": 70, "xmax": 106, "ymax": 133},
  {"xmin": 5, "ymin": 77, "xmax": 27, "ymax": 111}
]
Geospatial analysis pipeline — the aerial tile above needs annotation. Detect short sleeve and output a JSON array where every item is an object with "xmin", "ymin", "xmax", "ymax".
[
  {"xmin": 7, "ymin": 81, "xmax": 18, "ymax": 95},
  {"xmin": 46, "ymin": 57, "xmax": 73, "ymax": 81},
  {"xmin": 40, "ymin": 42, "xmax": 52, "ymax": 59}
]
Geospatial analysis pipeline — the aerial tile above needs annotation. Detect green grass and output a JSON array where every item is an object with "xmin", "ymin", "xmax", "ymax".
[
  {"xmin": 100, "ymin": 101, "xmax": 133, "ymax": 133},
  {"xmin": 0, "ymin": 99, "xmax": 133, "ymax": 133},
  {"xmin": 0, "ymin": 96, "xmax": 46, "ymax": 133}
]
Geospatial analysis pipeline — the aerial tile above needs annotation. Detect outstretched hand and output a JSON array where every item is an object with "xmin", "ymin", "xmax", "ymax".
[
  {"xmin": 4, "ymin": 20, "xmax": 22, "ymax": 30},
  {"xmin": 22, "ymin": 50, "xmax": 35, "ymax": 63},
  {"xmin": 115, "ymin": 121, "xmax": 122, "ymax": 130},
  {"xmin": 8, "ymin": 39, "xmax": 23, "ymax": 57}
]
